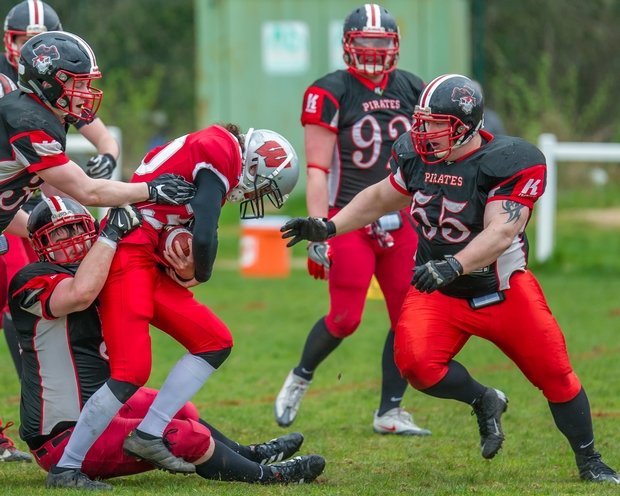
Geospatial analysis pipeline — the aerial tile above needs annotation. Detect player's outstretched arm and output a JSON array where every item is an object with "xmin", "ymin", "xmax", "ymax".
[{"xmin": 38, "ymin": 162, "xmax": 195, "ymax": 207}]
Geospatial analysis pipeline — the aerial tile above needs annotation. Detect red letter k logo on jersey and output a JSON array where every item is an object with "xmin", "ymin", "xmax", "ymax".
[{"xmin": 255, "ymin": 141, "xmax": 291, "ymax": 168}]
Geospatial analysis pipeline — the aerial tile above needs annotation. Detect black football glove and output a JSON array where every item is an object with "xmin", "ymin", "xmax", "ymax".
[
  {"xmin": 147, "ymin": 173, "xmax": 196, "ymax": 206},
  {"xmin": 85, "ymin": 153, "xmax": 116, "ymax": 179},
  {"xmin": 412, "ymin": 256, "xmax": 463, "ymax": 293},
  {"xmin": 280, "ymin": 217, "xmax": 336, "ymax": 247},
  {"xmin": 100, "ymin": 205, "xmax": 142, "ymax": 244}
]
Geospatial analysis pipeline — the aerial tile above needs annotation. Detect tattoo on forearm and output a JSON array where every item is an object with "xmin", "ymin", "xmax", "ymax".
[{"xmin": 502, "ymin": 200, "xmax": 523, "ymax": 224}]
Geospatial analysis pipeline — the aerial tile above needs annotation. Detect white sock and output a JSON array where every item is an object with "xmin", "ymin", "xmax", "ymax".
[
  {"xmin": 56, "ymin": 383, "xmax": 123, "ymax": 468},
  {"xmin": 137, "ymin": 353, "xmax": 215, "ymax": 437}
]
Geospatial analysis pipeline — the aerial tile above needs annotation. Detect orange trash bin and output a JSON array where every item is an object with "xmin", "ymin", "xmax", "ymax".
[{"xmin": 239, "ymin": 216, "xmax": 291, "ymax": 278}]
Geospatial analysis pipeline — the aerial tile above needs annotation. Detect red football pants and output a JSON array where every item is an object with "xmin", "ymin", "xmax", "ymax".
[
  {"xmin": 99, "ymin": 243, "xmax": 233, "ymax": 385},
  {"xmin": 31, "ymin": 388, "xmax": 211, "ymax": 479},
  {"xmin": 394, "ymin": 271, "xmax": 582, "ymax": 403},
  {"xmin": 326, "ymin": 208, "xmax": 417, "ymax": 337}
]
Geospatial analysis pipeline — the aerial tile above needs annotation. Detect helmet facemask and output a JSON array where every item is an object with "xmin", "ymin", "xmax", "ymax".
[
  {"xmin": 227, "ymin": 128, "xmax": 299, "ymax": 219},
  {"xmin": 54, "ymin": 70, "xmax": 102, "ymax": 123},
  {"xmin": 31, "ymin": 214, "xmax": 97, "ymax": 264},
  {"xmin": 343, "ymin": 31, "xmax": 399, "ymax": 76},
  {"xmin": 411, "ymin": 109, "xmax": 478, "ymax": 165}
]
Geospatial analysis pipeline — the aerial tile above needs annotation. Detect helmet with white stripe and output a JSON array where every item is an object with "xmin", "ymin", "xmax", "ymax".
[
  {"xmin": 3, "ymin": 0, "xmax": 62, "ymax": 68},
  {"xmin": 18, "ymin": 30, "xmax": 102, "ymax": 123},
  {"xmin": 411, "ymin": 74, "xmax": 484, "ymax": 164},
  {"xmin": 342, "ymin": 4, "xmax": 399, "ymax": 77},
  {"xmin": 28, "ymin": 196, "xmax": 97, "ymax": 264}
]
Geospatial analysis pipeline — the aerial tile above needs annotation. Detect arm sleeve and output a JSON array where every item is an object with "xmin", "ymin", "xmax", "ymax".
[{"xmin": 190, "ymin": 168, "xmax": 226, "ymax": 282}]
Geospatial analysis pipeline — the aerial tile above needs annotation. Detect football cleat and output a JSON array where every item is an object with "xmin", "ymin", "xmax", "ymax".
[
  {"xmin": 46, "ymin": 466, "xmax": 112, "ymax": 490},
  {"xmin": 267, "ymin": 455, "xmax": 325, "ymax": 484},
  {"xmin": 0, "ymin": 420, "xmax": 32, "ymax": 463},
  {"xmin": 471, "ymin": 388, "xmax": 508, "ymax": 459},
  {"xmin": 576, "ymin": 451, "xmax": 620, "ymax": 484},
  {"xmin": 123, "ymin": 429, "xmax": 195, "ymax": 474},
  {"xmin": 249, "ymin": 432, "xmax": 304, "ymax": 464},
  {"xmin": 373, "ymin": 407, "xmax": 431, "ymax": 436},
  {"xmin": 274, "ymin": 371, "xmax": 311, "ymax": 427}
]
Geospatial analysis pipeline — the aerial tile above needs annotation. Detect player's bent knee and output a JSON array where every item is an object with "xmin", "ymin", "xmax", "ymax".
[
  {"xmin": 107, "ymin": 378, "xmax": 140, "ymax": 403},
  {"xmin": 195, "ymin": 347, "xmax": 232, "ymax": 369},
  {"xmin": 325, "ymin": 317, "xmax": 361, "ymax": 338},
  {"xmin": 165, "ymin": 418, "xmax": 211, "ymax": 463},
  {"xmin": 541, "ymin": 372, "xmax": 582, "ymax": 403}
]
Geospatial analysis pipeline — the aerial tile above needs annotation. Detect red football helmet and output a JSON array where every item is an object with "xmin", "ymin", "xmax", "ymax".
[
  {"xmin": 411, "ymin": 74, "xmax": 484, "ymax": 164},
  {"xmin": 27, "ymin": 196, "xmax": 97, "ymax": 264},
  {"xmin": 3, "ymin": 0, "xmax": 62, "ymax": 68},
  {"xmin": 342, "ymin": 3, "xmax": 400, "ymax": 77}
]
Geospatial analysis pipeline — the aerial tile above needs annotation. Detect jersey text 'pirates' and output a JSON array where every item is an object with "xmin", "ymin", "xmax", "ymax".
[
  {"xmin": 390, "ymin": 131, "xmax": 546, "ymax": 298},
  {"xmin": 301, "ymin": 69, "xmax": 424, "ymax": 208},
  {"xmin": 0, "ymin": 91, "xmax": 70, "ymax": 232},
  {"xmin": 129, "ymin": 125, "xmax": 242, "ymax": 235},
  {"xmin": 9, "ymin": 262, "xmax": 109, "ymax": 449}
]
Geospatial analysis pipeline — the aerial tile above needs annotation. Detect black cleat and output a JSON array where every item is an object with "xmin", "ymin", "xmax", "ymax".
[
  {"xmin": 471, "ymin": 388, "xmax": 508, "ymax": 459},
  {"xmin": 576, "ymin": 451, "xmax": 620, "ymax": 484},
  {"xmin": 46, "ymin": 466, "xmax": 112, "ymax": 490},
  {"xmin": 123, "ymin": 429, "xmax": 195, "ymax": 474},
  {"xmin": 267, "ymin": 455, "xmax": 325, "ymax": 484},
  {"xmin": 249, "ymin": 432, "xmax": 304, "ymax": 464}
]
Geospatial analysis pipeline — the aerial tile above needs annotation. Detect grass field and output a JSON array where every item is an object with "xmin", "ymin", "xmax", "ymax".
[{"xmin": 1, "ymin": 180, "xmax": 619, "ymax": 495}]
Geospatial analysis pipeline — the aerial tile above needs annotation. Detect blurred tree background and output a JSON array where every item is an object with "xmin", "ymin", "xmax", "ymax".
[{"xmin": 1, "ymin": 0, "xmax": 619, "ymax": 174}]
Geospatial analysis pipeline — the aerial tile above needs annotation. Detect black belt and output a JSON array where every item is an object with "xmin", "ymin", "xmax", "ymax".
[{"xmin": 33, "ymin": 428, "xmax": 72, "ymax": 459}]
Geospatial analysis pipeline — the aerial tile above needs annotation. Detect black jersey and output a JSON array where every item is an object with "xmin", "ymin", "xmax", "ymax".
[
  {"xmin": 8, "ymin": 262, "xmax": 108, "ymax": 448},
  {"xmin": 0, "ymin": 90, "xmax": 70, "ymax": 232},
  {"xmin": 301, "ymin": 68, "xmax": 424, "ymax": 208},
  {"xmin": 390, "ymin": 131, "xmax": 547, "ymax": 298}
]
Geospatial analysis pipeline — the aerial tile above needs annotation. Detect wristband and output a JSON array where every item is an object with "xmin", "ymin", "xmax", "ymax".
[
  {"xmin": 97, "ymin": 236, "xmax": 117, "ymax": 249},
  {"xmin": 307, "ymin": 163, "xmax": 330, "ymax": 172},
  {"xmin": 175, "ymin": 273, "xmax": 194, "ymax": 282}
]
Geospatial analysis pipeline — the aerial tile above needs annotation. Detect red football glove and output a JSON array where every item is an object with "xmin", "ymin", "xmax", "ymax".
[{"xmin": 307, "ymin": 241, "xmax": 331, "ymax": 280}]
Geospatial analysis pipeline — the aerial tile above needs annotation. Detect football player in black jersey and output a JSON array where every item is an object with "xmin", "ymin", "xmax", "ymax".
[
  {"xmin": 281, "ymin": 74, "xmax": 618, "ymax": 484},
  {"xmin": 0, "ymin": 0, "xmax": 124, "ymax": 404},
  {"xmin": 274, "ymin": 3, "xmax": 430, "ymax": 437},
  {"xmin": 9, "ymin": 197, "xmax": 324, "ymax": 489}
]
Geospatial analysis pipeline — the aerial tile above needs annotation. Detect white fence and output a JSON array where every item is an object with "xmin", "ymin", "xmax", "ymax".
[
  {"xmin": 536, "ymin": 133, "xmax": 620, "ymax": 263},
  {"xmin": 66, "ymin": 126, "xmax": 122, "ymax": 219}
]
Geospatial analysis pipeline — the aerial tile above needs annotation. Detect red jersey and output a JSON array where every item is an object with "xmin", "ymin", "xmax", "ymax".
[{"xmin": 125, "ymin": 125, "xmax": 242, "ymax": 244}]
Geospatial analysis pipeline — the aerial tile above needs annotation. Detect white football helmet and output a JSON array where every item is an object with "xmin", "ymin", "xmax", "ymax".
[{"xmin": 227, "ymin": 128, "xmax": 299, "ymax": 219}]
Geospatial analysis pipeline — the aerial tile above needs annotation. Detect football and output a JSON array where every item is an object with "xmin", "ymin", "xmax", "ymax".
[{"xmin": 158, "ymin": 226, "xmax": 192, "ymax": 258}]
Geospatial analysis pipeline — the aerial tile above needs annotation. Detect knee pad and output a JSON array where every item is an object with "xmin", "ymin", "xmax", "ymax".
[
  {"xmin": 195, "ymin": 347, "xmax": 232, "ymax": 369},
  {"xmin": 107, "ymin": 379, "xmax": 140, "ymax": 403},
  {"xmin": 325, "ymin": 315, "xmax": 361, "ymax": 338}
]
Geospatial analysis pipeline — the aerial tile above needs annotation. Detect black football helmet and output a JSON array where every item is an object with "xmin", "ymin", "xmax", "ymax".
[
  {"xmin": 28, "ymin": 196, "xmax": 97, "ymax": 264},
  {"xmin": 3, "ymin": 0, "xmax": 62, "ymax": 68},
  {"xmin": 411, "ymin": 74, "xmax": 484, "ymax": 164},
  {"xmin": 342, "ymin": 3, "xmax": 399, "ymax": 77},
  {"xmin": 18, "ymin": 31, "xmax": 102, "ymax": 123}
]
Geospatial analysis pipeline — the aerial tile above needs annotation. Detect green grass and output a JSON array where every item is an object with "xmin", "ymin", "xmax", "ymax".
[{"xmin": 1, "ymin": 191, "xmax": 620, "ymax": 495}]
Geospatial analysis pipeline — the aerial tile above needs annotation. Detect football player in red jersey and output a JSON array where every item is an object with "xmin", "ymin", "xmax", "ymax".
[
  {"xmin": 50, "ymin": 124, "xmax": 300, "ymax": 477},
  {"xmin": 9, "ymin": 197, "xmax": 323, "ymax": 489},
  {"xmin": 281, "ymin": 73, "xmax": 619, "ymax": 484},
  {"xmin": 274, "ymin": 3, "xmax": 430, "ymax": 436}
]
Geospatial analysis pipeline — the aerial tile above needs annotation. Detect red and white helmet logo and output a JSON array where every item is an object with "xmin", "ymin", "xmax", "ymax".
[{"xmin": 255, "ymin": 140, "xmax": 292, "ymax": 168}]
